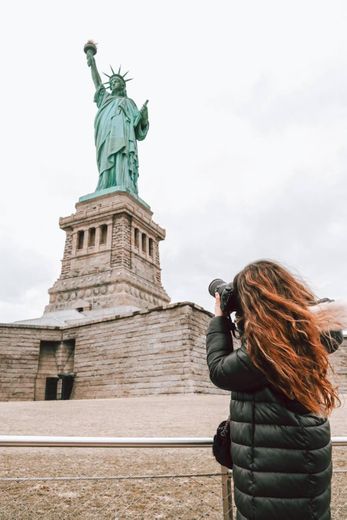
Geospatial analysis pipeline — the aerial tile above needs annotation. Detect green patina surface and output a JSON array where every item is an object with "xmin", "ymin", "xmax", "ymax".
[
  {"xmin": 84, "ymin": 41, "xmax": 149, "ymax": 197},
  {"xmin": 79, "ymin": 186, "xmax": 150, "ymax": 209}
]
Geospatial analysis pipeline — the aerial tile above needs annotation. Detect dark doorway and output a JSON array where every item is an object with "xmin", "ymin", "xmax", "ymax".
[
  {"xmin": 45, "ymin": 377, "xmax": 58, "ymax": 400},
  {"xmin": 61, "ymin": 376, "xmax": 74, "ymax": 400}
]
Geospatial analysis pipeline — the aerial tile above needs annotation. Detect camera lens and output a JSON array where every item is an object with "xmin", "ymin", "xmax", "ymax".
[{"xmin": 208, "ymin": 279, "xmax": 227, "ymax": 297}]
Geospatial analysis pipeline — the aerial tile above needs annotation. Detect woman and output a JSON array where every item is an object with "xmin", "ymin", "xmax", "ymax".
[{"xmin": 206, "ymin": 260, "xmax": 344, "ymax": 520}]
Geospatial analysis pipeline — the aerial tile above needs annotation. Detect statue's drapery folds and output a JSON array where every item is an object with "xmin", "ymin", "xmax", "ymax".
[{"xmin": 94, "ymin": 85, "xmax": 149, "ymax": 194}]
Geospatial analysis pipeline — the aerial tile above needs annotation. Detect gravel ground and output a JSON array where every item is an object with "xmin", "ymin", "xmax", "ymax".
[{"xmin": 0, "ymin": 395, "xmax": 346, "ymax": 519}]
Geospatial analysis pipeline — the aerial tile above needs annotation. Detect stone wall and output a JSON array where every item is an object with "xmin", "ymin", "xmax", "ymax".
[
  {"xmin": 0, "ymin": 325, "xmax": 61, "ymax": 401},
  {"xmin": 0, "ymin": 303, "xmax": 223, "ymax": 401},
  {"xmin": 68, "ymin": 303, "xmax": 221, "ymax": 399},
  {"xmin": 1, "ymin": 304, "xmax": 346, "ymax": 401},
  {"xmin": 67, "ymin": 324, "xmax": 345, "ymax": 397},
  {"xmin": 35, "ymin": 340, "xmax": 75, "ymax": 401}
]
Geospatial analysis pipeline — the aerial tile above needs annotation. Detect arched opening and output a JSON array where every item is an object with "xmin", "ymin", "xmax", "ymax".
[
  {"xmin": 134, "ymin": 228, "xmax": 139, "ymax": 248},
  {"xmin": 77, "ymin": 230, "xmax": 84, "ymax": 250},
  {"xmin": 88, "ymin": 227, "xmax": 96, "ymax": 247},
  {"xmin": 142, "ymin": 233, "xmax": 147, "ymax": 253},
  {"xmin": 100, "ymin": 224, "xmax": 108, "ymax": 245}
]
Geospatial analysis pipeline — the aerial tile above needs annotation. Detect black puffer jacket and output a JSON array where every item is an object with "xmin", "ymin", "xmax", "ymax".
[{"xmin": 206, "ymin": 316, "xmax": 342, "ymax": 520}]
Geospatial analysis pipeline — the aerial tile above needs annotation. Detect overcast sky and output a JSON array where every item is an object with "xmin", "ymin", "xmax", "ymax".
[{"xmin": 1, "ymin": 0, "xmax": 346, "ymax": 322}]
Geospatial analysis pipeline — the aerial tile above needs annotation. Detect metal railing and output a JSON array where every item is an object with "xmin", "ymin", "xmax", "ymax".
[
  {"xmin": 0, "ymin": 436, "xmax": 213, "ymax": 448},
  {"xmin": 0, "ymin": 435, "xmax": 346, "ymax": 448},
  {"xmin": 0, "ymin": 435, "xmax": 346, "ymax": 520}
]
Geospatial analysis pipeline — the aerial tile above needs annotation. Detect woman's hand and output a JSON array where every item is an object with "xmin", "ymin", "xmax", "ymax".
[{"xmin": 214, "ymin": 292, "xmax": 224, "ymax": 317}]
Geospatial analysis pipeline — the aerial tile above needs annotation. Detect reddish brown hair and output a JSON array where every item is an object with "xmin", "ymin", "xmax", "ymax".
[{"xmin": 234, "ymin": 260, "xmax": 339, "ymax": 416}]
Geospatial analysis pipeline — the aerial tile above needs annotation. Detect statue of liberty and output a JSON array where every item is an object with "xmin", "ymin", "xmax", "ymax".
[{"xmin": 84, "ymin": 41, "xmax": 149, "ymax": 195}]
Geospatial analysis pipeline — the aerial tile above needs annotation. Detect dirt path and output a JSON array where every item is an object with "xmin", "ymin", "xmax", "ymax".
[
  {"xmin": 0, "ymin": 395, "xmax": 346, "ymax": 519},
  {"xmin": 0, "ymin": 393, "xmax": 346, "ymax": 436}
]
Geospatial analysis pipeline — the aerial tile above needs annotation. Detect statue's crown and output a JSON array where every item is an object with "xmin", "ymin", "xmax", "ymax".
[{"xmin": 103, "ymin": 66, "xmax": 133, "ymax": 86}]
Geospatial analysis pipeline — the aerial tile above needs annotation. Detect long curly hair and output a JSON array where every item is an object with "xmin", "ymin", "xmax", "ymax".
[{"xmin": 234, "ymin": 260, "xmax": 340, "ymax": 416}]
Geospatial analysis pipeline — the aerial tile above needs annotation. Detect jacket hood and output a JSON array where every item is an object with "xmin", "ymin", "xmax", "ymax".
[{"xmin": 309, "ymin": 299, "xmax": 347, "ymax": 331}]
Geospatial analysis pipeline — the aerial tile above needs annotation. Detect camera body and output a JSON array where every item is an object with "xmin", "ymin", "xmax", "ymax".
[{"xmin": 208, "ymin": 278, "xmax": 239, "ymax": 314}]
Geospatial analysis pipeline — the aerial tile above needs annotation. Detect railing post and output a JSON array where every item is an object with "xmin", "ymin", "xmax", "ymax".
[{"xmin": 221, "ymin": 465, "xmax": 233, "ymax": 520}]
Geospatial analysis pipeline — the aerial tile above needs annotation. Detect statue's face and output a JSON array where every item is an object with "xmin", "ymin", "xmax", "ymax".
[{"xmin": 110, "ymin": 76, "xmax": 125, "ymax": 94}]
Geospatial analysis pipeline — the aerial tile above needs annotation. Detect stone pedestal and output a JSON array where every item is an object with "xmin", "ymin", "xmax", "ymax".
[{"xmin": 46, "ymin": 190, "xmax": 170, "ymax": 313}]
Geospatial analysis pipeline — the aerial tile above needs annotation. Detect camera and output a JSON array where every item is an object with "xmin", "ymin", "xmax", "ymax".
[{"xmin": 208, "ymin": 278, "xmax": 239, "ymax": 314}]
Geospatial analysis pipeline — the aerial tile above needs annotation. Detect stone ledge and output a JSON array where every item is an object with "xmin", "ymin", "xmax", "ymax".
[
  {"xmin": 62, "ymin": 301, "xmax": 213, "ymax": 330},
  {"xmin": 0, "ymin": 301, "xmax": 213, "ymax": 331},
  {"xmin": 78, "ymin": 187, "xmax": 151, "ymax": 211},
  {"xmin": 0, "ymin": 323, "xmax": 62, "ymax": 331}
]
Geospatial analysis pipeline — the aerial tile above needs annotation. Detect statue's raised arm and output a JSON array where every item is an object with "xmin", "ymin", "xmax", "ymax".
[
  {"xmin": 83, "ymin": 41, "xmax": 149, "ymax": 196},
  {"xmin": 84, "ymin": 41, "xmax": 102, "ymax": 89}
]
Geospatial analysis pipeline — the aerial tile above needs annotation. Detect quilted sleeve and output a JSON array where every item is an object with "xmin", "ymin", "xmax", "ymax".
[{"xmin": 206, "ymin": 316, "xmax": 267, "ymax": 392}]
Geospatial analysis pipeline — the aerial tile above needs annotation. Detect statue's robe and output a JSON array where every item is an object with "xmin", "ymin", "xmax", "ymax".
[{"xmin": 94, "ymin": 85, "xmax": 149, "ymax": 194}]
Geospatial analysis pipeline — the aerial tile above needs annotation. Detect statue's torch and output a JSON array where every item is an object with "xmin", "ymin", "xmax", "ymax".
[{"xmin": 84, "ymin": 40, "xmax": 97, "ymax": 60}]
